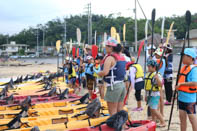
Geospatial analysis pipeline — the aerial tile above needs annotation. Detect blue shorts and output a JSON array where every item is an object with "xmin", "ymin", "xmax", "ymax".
[{"xmin": 148, "ymin": 96, "xmax": 160, "ymax": 109}]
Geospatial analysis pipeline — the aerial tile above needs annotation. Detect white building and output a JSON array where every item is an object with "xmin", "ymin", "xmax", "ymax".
[{"xmin": 1, "ymin": 41, "xmax": 29, "ymax": 56}]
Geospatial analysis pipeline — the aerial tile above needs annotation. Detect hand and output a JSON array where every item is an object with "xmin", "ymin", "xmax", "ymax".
[{"xmin": 175, "ymin": 84, "xmax": 181, "ymax": 91}]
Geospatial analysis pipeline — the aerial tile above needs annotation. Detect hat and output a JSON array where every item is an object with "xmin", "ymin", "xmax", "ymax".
[
  {"xmin": 87, "ymin": 56, "xmax": 93, "ymax": 60},
  {"xmin": 147, "ymin": 59, "xmax": 158, "ymax": 67},
  {"xmin": 184, "ymin": 48, "xmax": 197, "ymax": 59},
  {"xmin": 147, "ymin": 44, "xmax": 156, "ymax": 50},
  {"xmin": 166, "ymin": 44, "xmax": 172, "ymax": 50},
  {"xmin": 154, "ymin": 48, "xmax": 163, "ymax": 56},
  {"xmin": 106, "ymin": 37, "xmax": 118, "ymax": 47}
]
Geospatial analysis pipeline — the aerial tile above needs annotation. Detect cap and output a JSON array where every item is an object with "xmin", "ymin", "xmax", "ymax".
[
  {"xmin": 147, "ymin": 59, "xmax": 158, "ymax": 67},
  {"xmin": 184, "ymin": 48, "xmax": 197, "ymax": 59},
  {"xmin": 105, "ymin": 37, "xmax": 117, "ymax": 47},
  {"xmin": 166, "ymin": 44, "xmax": 172, "ymax": 50},
  {"xmin": 87, "ymin": 56, "xmax": 93, "ymax": 60},
  {"xmin": 66, "ymin": 57, "xmax": 70, "ymax": 60},
  {"xmin": 154, "ymin": 48, "xmax": 163, "ymax": 57}
]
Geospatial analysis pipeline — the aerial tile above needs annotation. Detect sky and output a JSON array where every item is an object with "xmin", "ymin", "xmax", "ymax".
[{"xmin": 0, "ymin": 0, "xmax": 197, "ymax": 35}]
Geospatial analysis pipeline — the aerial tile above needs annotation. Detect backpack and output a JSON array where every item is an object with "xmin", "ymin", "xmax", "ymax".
[
  {"xmin": 106, "ymin": 110, "xmax": 128, "ymax": 131},
  {"xmin": 85, "ymin": 98, "xmax": 101, "ymax": 117}
]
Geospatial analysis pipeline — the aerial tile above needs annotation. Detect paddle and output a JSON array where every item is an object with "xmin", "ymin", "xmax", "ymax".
[
  {"xmin": 116, "ymin": 33, "xmax": 121, "ymax": 44},
  {"xmin": 72, "ymin": 47, "xmax": 76, "ymax": 59},
  {"xmin": 94, "ymin": 31, "xmax": 97, "ymax": 45},
  {"xmin": 144, "ymin": 20, "xmax": 149, "ymax": 77},
  {"xmin": 92, "ymin": 45, "xmax": 98, "ymax": 59},
  {"xmin": 56, "ymin": 40, "xmax": 61, "ymax": 82},
  {"xmin": 168, "ymin": 10, "xmax": 191, "ymax": 130},
  {"xmin": 161, "ymin": 17, "xmax": 165, "ymax": 44},
  {"xmin": 111, "ymin": 27, "xmax": 117, "ymax": 39},
  {"xmin": 150, "ymin": 9, "xmax": 156, "ymax": 57},
  {"xmin": 136, "ymin": 40, "xmax": 144, "ymax": 64},
  {"xmin": 123, "ymin": 24, "xmax": 126, "ymax": 44}
]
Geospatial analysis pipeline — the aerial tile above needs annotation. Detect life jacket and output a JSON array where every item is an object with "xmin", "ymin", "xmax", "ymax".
[
  {"xmin": 103, "ymin": 53, "xmax": 126, "ymax": 85},
  {"xmin": 178, "ymin": 65, "xmax": 197, "ymax": 93},
  {"xmin": 93, "ymin": 64, "xmax": 100, "ymax": 78},
  {"xmin": 128, "ymin": 63, "xmax": 144, "ymax": 79},
  {"xmin": 156, "ymin": 59, "xmax": 166, "ymax": 76},
  {"xmin": 145, "ymin": 72, "xmax": 161, "ymax": 91},
  {"xmin": 85, "ymin": 63, "xmax": 94, "ymax": 76},
  {"xmin": 68, "ymin": 67, "xmax": 76, "ymax": 78}
]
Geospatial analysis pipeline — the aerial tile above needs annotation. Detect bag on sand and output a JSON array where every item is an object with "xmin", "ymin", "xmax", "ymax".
[
  {"xmin": 85, "ymin": 98, "xmax": 101, "ymax": 117},
  {"xmin": 106, "ymin": 110, "xmax": 128, "ymax": 131}
]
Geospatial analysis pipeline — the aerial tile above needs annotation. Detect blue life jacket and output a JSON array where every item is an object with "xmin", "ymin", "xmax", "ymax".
[
  {"xmin": 103, "ymin": 53, "xmax": 126, "ymax": 84},
  {"xmin": 85, "ymin": 63, "xmax": 94, "ymax": 76}
]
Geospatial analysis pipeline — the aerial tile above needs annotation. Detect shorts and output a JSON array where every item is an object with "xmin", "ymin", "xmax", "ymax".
[
  {"xmin": 135, "ymin": 89, "xmax": 142, "ymax": 101},
  {"xmin": 87, "ymin": 78, "xmax": 95, "ymax": 90},
  {"xmin": 178, "ymin": 101, "xmax": 196, "ymax": 114},
  {"xmin": 148, "ymin": 96, "xmax": 160, "ymax": 109},
  {"xmin": 70, "ymin": 77, "xmax": 76, "ymax": 85},
  {"xmin": 104, "ymin": 82, "xmax": 126, "ymax": 103},
  {"xmin": 135, "ymin": 81, "xmax": 144, "ymax": 90}
]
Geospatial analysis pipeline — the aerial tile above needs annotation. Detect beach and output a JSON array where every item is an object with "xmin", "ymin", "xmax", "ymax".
[{"xmin": 0, "ymin": 56, "xmax": 193, "ymax": 131}]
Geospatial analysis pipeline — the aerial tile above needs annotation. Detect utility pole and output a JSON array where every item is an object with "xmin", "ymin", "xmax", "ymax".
[
  {"xmin": 87, "ymin": 3, "xmax": 92, "ymax": 45},
  {"xmin": 134, "ymin": 0, "xmax": 138, "ymax": 52},
  {"xmin": 42, "ymin": 28, "xmax": 45, "ymax": 54},
  {"xmin": 36, "ymin": 29, "xmax": 39, "ymax": 57}
]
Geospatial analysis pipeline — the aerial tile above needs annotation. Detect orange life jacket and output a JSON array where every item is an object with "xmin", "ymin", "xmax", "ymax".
[{"xmin": 178, "ymin": 64, "xmax": 197, "ymax": 93}]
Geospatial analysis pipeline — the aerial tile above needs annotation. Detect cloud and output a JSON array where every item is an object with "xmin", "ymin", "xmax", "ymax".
[{"xmin": 0, "ymin": 0, "xmax": 197, "ymax": 35}]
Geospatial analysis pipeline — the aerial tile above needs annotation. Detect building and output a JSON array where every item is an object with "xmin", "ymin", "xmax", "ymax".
[
  {"xmin": 1, "ymin": 41, "xmax": 29, "ymax": 56},
  {"xmin": 175, "ymin": 29, "xmax": 197, "ymax": 48}
]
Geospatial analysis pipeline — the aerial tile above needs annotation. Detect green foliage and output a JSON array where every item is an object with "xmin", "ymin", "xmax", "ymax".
[
  {"xmin": 18, "ymin": 48, "xmax": 25, "ymax": 55},
  {"xmin": 1, "ymin": 13, "xmax": 197, "ymax": 48}
]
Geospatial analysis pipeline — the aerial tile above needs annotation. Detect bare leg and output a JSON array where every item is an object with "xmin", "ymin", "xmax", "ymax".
[
  {"xmin": 99, "ymin": 85, "xmax": 105, "ymax": 99},
  {"xmin": 137, "ymin": 101, "xmax": 142, "ymax": 108},
  {"xmin": 125, "ymin": 81, "xmax": 132, "ymax": 104},
  {"xmin": 88, "ymin": 90, "xmax": 93, "ymax": 99},
  {"xmin": 107, "ymin": 102, "xmax": 118, "ymax": 116},
  {"xmin": 160, "ymin": 89, "xmax": 164, "ymax": 116},
  {"xmin": 117, "ymin": 101, "xmax": 124, "ymax": 112},
  {"xmin": 188, "ymin": 114, "xmax": 197, "ymax": 131},
  {"xmin": 151, "ymin": 108, "xmax": 166, "ymax": 126},
  {"xmin": 179, "ymin": 110, "xmax": 187, "ymax": 131}
]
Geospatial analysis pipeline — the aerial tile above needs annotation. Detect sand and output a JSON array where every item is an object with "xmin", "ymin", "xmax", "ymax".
[{"xmin": 0, "ymin": 63, "xmax": 194, "ymax": 131}]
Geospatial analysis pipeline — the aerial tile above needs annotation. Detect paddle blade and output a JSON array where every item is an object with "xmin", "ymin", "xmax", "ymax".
[
  {"xmin": 161, "ymin": 17, "xmax": 165, "ymax": 40},
  {"xmin": 76, "ymin": 48, "xmax": 80, "ymax": 58},
  {"xmin": 111, "ymin": 27, "xmax": 117, "ymax": 39},
  {"xmin": 145, "ymin": 20, "xmax": 149, "ymax": 40},
  {"xmin": 166, "ymin": 22, "xmax": 174, "ymax": 45},
  {"xmin": 116, "ymin": 33, "xmax": 121, "ymax": 44},
  {"xmin": 123, "ymin": 24, "xmax": 126, "ymax": 42},
  {"xmin": 76, "ymin": 28, "xmax": 81, "ymax": 45},
  {"xmin": 56, "ymin": 40, "xmax": 61, "ymax": 53},
  {"xmin": 151, "ymin": 9, "xmax": 156, "ymax": 25},
  {"xmin": 137, "ymin": 40, "xmax": 145, "ymax": 58},
  {"xmin": 72, "ymin": 46, "xmax": 76, "ymax": 58},
  {"xmin": 69, "ymin": 39, "xmax": 72, "ymax": 53},
  {"xmin": 92, "ymin": 45, "xmax": 98, "ymax": 59},
  {"xmin": 186, "ymin": 10, "xmax": 191, "ymax": 26}
]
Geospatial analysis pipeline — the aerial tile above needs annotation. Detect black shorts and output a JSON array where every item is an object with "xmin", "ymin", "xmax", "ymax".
[{"xmin": 178, "ymin": 101, "xmax": 196, "ymax": 114}]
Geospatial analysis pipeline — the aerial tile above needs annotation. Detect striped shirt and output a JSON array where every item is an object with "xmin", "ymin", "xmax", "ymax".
[{"xmin": 164, "ymin": 54, "xmax": 173, "ymax": 79}]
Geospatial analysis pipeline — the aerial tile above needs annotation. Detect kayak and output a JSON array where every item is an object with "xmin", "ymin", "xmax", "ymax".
[
  {"xmin": 6, "ymin": 116, "xmax": 109, "ymax": 131},
  {"xmin": 68, "ymin": 120, "xmax": 156, "ymax": 131},
  {"xmin": 0, "ymin": 93, "xmax": 89, "ymax": 111}
]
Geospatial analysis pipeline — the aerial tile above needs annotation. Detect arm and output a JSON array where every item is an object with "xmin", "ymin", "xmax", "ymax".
[
  {"xmin": 98, "ymin": 56, "xmax": 115, "ymax": 77},
  {"xmin": 129, "ymin": 67, "xmax": 136, "ymax": 89},
  {"xmin": 154, "ymin": 74, "xmax": 163, "ymax": 87}
]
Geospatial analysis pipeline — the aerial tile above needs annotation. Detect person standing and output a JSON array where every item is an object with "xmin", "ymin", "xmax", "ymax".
[
  {"xmin": 98, "ymin": 37, "xmax": 126, "ymax": 116},
  {"xmin": 175, "ymin": 48, "xmax": 197, "ymax": 131},
  {"xmin": 164, "ymin": 45, "xmax": 173, "ymax": 105}
]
